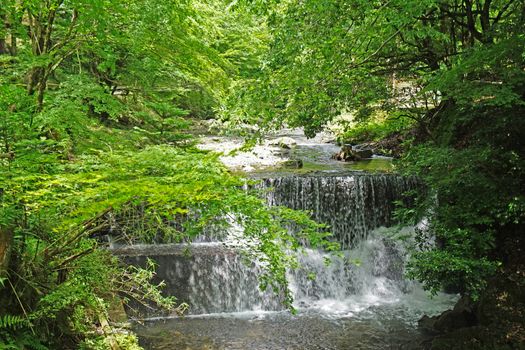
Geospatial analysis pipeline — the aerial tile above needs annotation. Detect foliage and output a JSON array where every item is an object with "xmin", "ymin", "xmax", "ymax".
[
  {"xmin": 0, "ymin": 0, "xmax": 317, "ymax": 348},
  {"xmin": 399, "ymin": 106, "xmax": 525, "ymax": 298},
  {"xmin": 1, "ymin": 141, "xmax": 335, "ymax": 347},
  {"xmin": 0, "ymin": 315, "xmax": 28, "ymax": 331},
  {"xmin": 233, "ymin": 0, "xmax": 524, "ymax": 134},
  {"xmin": 339, "ymin": 112, "xmax": 415, "ymax": 144},
  {"xmin": 2, "ymin": 0, "xmax": 521, "ymax": 347}
]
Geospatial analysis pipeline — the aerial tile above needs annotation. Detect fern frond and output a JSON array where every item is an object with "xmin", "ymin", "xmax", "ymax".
[
  {"xmin": 0, "ymin": 314, "xmax": 28, "ymax": 331},
  {"xmin": 20, "ymin": 336, "xmax": 49, "ymax": 350}
]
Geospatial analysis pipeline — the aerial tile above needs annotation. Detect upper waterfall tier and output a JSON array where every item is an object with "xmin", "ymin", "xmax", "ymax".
[{"xmin": 255, "ymin": 173, "xmax": 420, "ymax": 248}]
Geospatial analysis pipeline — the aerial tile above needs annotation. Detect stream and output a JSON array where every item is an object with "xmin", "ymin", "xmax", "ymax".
[{"xmin": 116, "ymin": 130, "xmax": 458, "ymax": 349}]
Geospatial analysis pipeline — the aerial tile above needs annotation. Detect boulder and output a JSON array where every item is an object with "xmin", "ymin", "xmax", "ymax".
[
  {"xmin": 332, "ymin": 145, "xmax": 362, "ymax": 161},
  {"xmin": 419, "ymin": 296, "xmax": 477, "ymax": 334},
  {"xmin": 269, "ymin": 137, "xmax": 297, "ymax": 149},
  {"xmin": 429, "ymin": 326, "xmax": 490, "ymax": 350},
  {"xmin": 281, "ymin": 159, "xmax": 303, "ymax": 168},
  {"xmin": 353, "ymin": 149, "xmax": 373, "ymax": 159},
  {"xmin": 352, "ymin": 144, "xmax": 374, "ymax": 158}
]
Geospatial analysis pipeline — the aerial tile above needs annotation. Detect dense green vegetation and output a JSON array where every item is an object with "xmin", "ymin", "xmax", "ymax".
[
  {"xmin": 1, "ymin": 0, "xmax": 524, "ymax": 348},
  {"xmin": 0, "ymin": 1, "xmax": 333, "ymax": 348}
]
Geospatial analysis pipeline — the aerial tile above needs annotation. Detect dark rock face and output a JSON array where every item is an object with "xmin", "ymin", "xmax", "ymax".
[
  {"xmin": 332, "ymin": 145, "xmax": 350, "ymax": 161},
  {"xmin": 332, "ymin": 145, "xmax": 363, "ymax": 161},
  {"xmin": 419, "ymin": 296, "xmax": 477, "ymax": 334},
  {"xmin": 332, "ymin": 144, "xmax": 376, "ymax": 161},
  {"xmin": 420, "ymin": 265, "xmax": 525, "ymax": 349},
  {"xmin": 352, "ymin": 144, "xmax": 374, "ymax": 159},
  {"xmin": 353, "ymin": 149, "xmax": 374, "ymax": 159}
]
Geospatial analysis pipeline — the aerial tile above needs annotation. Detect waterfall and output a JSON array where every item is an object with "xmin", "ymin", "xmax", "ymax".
[
  {"xmin": 257, "ymin": 173, "xmax": 419, "ymax": 247},
  {"xmin": 119, "ymin": 244, "xmax": 283, "ymax": 315},
  {"xmin": 115, "ymin": 172, "xmax": 422, "ymax": 316},
  {"xmin": 288, "ymin": 228, "xmax": 413, "ymax": 315}
]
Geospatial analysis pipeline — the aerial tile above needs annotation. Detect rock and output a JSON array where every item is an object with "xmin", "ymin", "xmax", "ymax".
[
  {"xmin": 332, "ymin": 145, "xmax": 362, "ymax": 161},
  {"xmin": 419, "ymin": 315, "xmax": 440, "ymax": 334},
  {"xmin": 352, "ymin": 144, "xmax": 374, "ymax": 158},
  {"xmin": 419, "ymin": 296, "xmax": 477, "ymax": 334},
  {"xmin": 271, "ymin": 149, "xmax": 291, "ymax": 156},
  {"xmin": 434, "ymin": 309, "xmax": 473, "ymax": 332},
  {"xmin": 420, "ymin": 239, "xmax": 525, "ymax": 349},
  {"xmin": 281, "ymin": 159, "xmax": 303, "ymax": 168},
  {"xmin": 429, "ymin": 326, "xmax": 490, "ymax": 350},
  {"xmin": 269, "ymin": 137, "xmax": 297, "ymax": 149},
  {"xmin": 353, "ymin": 149, "xmax": 373, "ymax": 159}
]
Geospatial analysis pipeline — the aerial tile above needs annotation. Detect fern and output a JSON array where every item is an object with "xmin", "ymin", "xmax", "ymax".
[
  {"xmin": 19, "ymin": 337, "xmax": 49, "ymax": 350},
  {"xmin": 0, "ymin": 314, "xmax": 28, "ymax": 331},
  {"xmin": 0, "ymin": 332, "xmax": 49, "ymax": 350}
]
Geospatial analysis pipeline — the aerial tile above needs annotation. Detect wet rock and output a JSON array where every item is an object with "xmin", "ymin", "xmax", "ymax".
[
  {"xmin": 332, "ymin": 145, "xmax": 362, "ymax": 161},
  {"xmin": 419, "ymin": 315, "xmax": 440, "ymax": 334},
  {"xmin": 353, "ymin": 149, "xmax": 373, "ymax": 159},
  {"xmin": 421, "ymin": 262, "xmax": 525, "ymax": 350},
  {"xmin": 368, "ymin": 132, "xmax": 407, "ymax": 158},
  {"xmin": 352, "ymin": 144, "xmax": 374, "ymax": 159},
  {"xmin": 429, "ymin": 326, "xmax": 492, "ymax": 350},
  {"xmin": 269, "ymin": 137, "xmax": 297, "ymax": 149},
  {"xmin": 419, "ymin": 296, "xmax": 477, "ymax": 334},
  {"xmin": 281, "ymin": 159, "xmax": 303, "ymax": 168}
]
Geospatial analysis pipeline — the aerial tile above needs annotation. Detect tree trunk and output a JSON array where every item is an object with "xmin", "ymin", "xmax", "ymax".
[
  {"xmin": 26, "ymin": 4, "xmax": 60, "ymax": 111},
  {"xmin": 9, "ymin": 32, "xmax": 17, "ymax": 56},
  {"xmin": 0, "ymin": 12, "xmax": 8, "ymax": 55},
  {"xmin": 0, "ymin": 38, "xmax": 6, "ymax": 55},
  {"xmin": 0, "ymin": 227, "xmax": 14, "ymax": 279}
]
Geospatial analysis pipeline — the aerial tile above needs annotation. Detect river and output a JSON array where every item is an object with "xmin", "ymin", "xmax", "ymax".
[{"xmin": 116, "ymin": 129, "xmax": 458, "ymax": 349}]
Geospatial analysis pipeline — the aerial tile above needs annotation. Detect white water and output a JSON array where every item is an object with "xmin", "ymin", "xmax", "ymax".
[
  {"xmin": 287, "ymin": 228, "xmax": 457, "ymax": 322},
  {"xmin": 133, "ymin": 228, "xmax": 457, "ymax": 349},
  {"xmin": 119, "ymin": 226, "xmax": 456, "ymax": 322},
  {"xmin": 257, "ymin": 173, "xmax": 420, "ymax": 247}
]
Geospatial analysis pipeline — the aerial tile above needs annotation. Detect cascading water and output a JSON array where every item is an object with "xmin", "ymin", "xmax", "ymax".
[
  {"xmin": 288, "ymin": 232, "xmax": 411, "ymax": 314},
  {"xmin": 256, "ymin": 173, "xmax": 419, "ymax": 247},
  {"xmin": 117, "ymin": 243, "xmax": 283, "ymax": 315},
  {"xmin": 119, "ymin": 171, "xmax": 457, "ymax": 349}
]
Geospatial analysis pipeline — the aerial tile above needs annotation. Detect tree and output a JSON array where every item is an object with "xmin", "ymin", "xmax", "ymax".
[{"xmin": 234, "ymin": 0, "xmax": 524, "ymax": 135}]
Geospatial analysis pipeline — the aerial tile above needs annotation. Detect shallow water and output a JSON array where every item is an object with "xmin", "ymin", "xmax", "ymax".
[
  {"xmin": 198, "ymin": 128, "xmax": 394, "ymax": 174},
  {"xmin": 135, "ymin": 304, "xmax": 451, "ymax": 350},
  {"xmin": 132, "ymin": 235, "xmax": 458, "ymax": 350}
]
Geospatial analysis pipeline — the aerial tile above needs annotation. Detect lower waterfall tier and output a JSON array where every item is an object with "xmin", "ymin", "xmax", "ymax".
[{"xmin": 114, "ymin": 228, "xmax": 455, "ymax": 317}]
